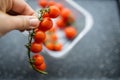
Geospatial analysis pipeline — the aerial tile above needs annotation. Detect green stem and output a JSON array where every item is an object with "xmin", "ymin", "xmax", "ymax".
[
  {"xmin": 26, "ymin": 8, "xmax": 50, "ymax": 74},
  {"xmin": 38, "ymin": 7, "xmax": 50, "ymax": 21},
  {"xmin": 26, "ymin": 30, "xmax": 47, "ymax": 74}
]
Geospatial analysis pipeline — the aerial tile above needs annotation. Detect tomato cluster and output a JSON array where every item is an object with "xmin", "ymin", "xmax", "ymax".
[
  {"xmin": 56, "ymin": 6, "xmax": 77, "ymax": 40},
  {"xmin": 24, "ymin": 0, "xmax": 79, "ymax": 75},
  {"xmin": 32, "ymin": 54, "xmax": 46, "ymax": 71},
  {"xmin": 44, "ymin": 27, "xmax": 63, "ymax": 51},
  {"xmin": 26, "ymin": 1, "xmax": 60, "ymax": 74},
  {"xmin": 37, "ymin": 0, "xmax": 63, "ymax": 51},
  {"xmin": 38, "ymin": 0, "xmax": 78, "ymax": 51}
]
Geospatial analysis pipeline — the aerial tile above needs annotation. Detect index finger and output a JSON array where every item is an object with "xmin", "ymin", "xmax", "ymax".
[{"xmin": 11, "ymin": 0, "xmax": 35, "ymax": 15}]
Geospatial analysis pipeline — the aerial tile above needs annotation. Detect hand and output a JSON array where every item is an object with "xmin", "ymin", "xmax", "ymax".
[{"xmin": 0, "ymin": 0, "xmax": 40, "ymax": 36}]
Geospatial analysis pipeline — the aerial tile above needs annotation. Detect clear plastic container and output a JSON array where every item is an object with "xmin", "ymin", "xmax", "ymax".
[{"xmin": 24, "ymin": 0, "xmax": 93, "ymax": 58}]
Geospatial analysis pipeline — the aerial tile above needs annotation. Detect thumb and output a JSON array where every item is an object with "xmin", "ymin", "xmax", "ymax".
[
  {"xmin": 10, "ymin": 15, "xmax": 40, "ymax": 31},
  {"xmin": 0, "ymin": 12, "xmax": 40, "ymax": 36}
]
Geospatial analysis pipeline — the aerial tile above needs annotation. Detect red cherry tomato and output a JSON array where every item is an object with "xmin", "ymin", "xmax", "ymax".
[
  {"xmin": 49, "ymin": 6, "xmax": 60, "ymax": 18},
  {"xmin": 34, "ymin": 30, "xmax": 46, "ymax": 43},
  {"xmin": 61, "ymin": 8, "xmax": 71, "ymax": 20},
  {"xmin": 54, "ymin": 42, "xmax": 62, "ymax": 51},
  {"xmin": 48, "ymin": 26, "xmax": 57, "ymax": 32},
  {"xmin": 38, "ymin": 0, "xmax": 48, "ymax": 8},
  {"xmin": 66, "ymin": 15, "xmax": 75, "ymax": 26},
  {"xmin": 55, "ymin": 3, "xmax": 63, "ymax": 11},
  {"xmin": 38, "ymin": 17, "xmax": 53, "ymax": 32},
  {"xmin": 64, "ymin": 26, "xmax": 77, "ymax": 39},
  {"xmin": 51, "ymin": 33, "xmax": 58, "ymax": 41},
  {"xmin": 45, "ymin": 41, "xmax": 54, "ymax": 50},
  {"xmin": 56, "ymin": 18, "xmax": 65, "ymax": 29},
  {"xmin": 30, "ymin": 42, "xmax": 42, "ymax": 53},
  {"xmin": 32, "ymin": 54, "xmax": 44, "ymax": 66},
  {"xmin": 42, "ymin": 12, "xmax": 49, "ymax": 18},
  {"xmin": 36, "ymin": 62, "xmax": 46, "ymax": 71},
  {"xmin": 48, "ymin": 1, "xmax": 56, "ymax": 6}
]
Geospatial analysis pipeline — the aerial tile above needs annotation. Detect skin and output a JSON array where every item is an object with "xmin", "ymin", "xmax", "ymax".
[{"xmin": 0, "ymin": 0, "xmax": 40, "ymax": 36}]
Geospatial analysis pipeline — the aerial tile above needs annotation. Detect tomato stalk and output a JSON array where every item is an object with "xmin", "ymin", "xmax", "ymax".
[
  {"xmin": 38, "ymin": 7, "xmax": 50, "ymax": 21},
  {"xmin": 25, "ymin": 30, "xmax": 47, "ymax": 74},
  {"xmin": 25, "ymin": 8, "xmax": 49, "ymax": 74}
]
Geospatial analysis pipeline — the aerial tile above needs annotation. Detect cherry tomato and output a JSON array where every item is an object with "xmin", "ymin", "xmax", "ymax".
[
  {"xmin": 30, "ymin": 42, "xmax": 42, "ymax": 53},
  {"xmin": 48, "ymin": 26, "xmax": 57, "ymax": 32},
  {"xmin": 48, "ymin": 1, "xmax": 56, "ymax": 6},
  {"xmin": 54, "ymin": 42, "xmax": 62, "ymax": 51},
  {"xmin": 66, "ymin": 15, "xmax": 75, "ymax": 26},
  {"xmin": 38, "ymin": 0, "xmax": 48, "ymax": 8},
  {"xmin": 55, "ymin": 3, "xmax": 63, "ymax": 11},
  {"xmin": 32, "ymin": 54, "xmax": 44, "ymax": 66},
  {"xmin": 56, "ymin": 18, "xmax": 65, "ymax": 29},
  {"xmin": 43, "ymin": 12, "xmax": 49, "ymax": 18},
  {"xmin": 51, "ymin": 33, "xmax": 58, "ymax": 41},
  {"xmin": 64, "ymin": 26, "xmax": 77, "ymax": 39},
  {"xmin": 45, "ymin": 41, "xmax": 54, "ymax": 50},
  {"xmin": 34, "ymin": 30, "xmax": 46, "ymax": 43},
  {"xmin": 39, "ymin": 17, "xmax": 53, "ymax": 32},
  {"xmin": 44, "ymin": 34, "xmax": 51, "ymax": 42},
  {"xmin": 49, "ymin": 6, "xmax": 60, "ymax": 18},
  {"xmin": 61, "ymin": 8, "xmax": 71, "ymax": 20},
  {"xmin": 36, "ymin": 62, "xmax": 46, "ymax": 71}
]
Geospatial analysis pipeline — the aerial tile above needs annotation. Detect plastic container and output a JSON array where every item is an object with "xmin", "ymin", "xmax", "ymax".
[
  {"xmin": 24, "ymin": 0, "xmax": 93, "ymax": 58},
  {"xmin": 42, "ymin": 0, "xmax": 93, "ymax": 58}
]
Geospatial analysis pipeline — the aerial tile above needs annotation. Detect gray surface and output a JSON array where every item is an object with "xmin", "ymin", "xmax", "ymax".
[{"xmin": 0, "ymin": 0, "xmax": 120, "ymax": 80}]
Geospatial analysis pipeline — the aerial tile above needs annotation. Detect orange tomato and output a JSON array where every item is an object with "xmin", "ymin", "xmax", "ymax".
[
  {"xmin": 51, "ymin": 33, "xmax": 58, "ymax": 41},
  {"xmin": 48, "ymin": 1, "xmax": 56, "ymax": 6},
  {"xmin": 48, "ymin": 26, "xmax": 57, "ymax": 32},
  {"xmin": 44, "ymin": 34, "xmax": 51, "ymax": 42},
  {"xmin": 54, "ymin": 42, "xmax": 62, "ymax": 51},
  {"xmin": 66, "ymin": 15, "xmax": 75, "ymax": 26},
  {"xmin": 49, "ymin": 6, "xmax": 60, "ymax": 18},
  {"xmin": 38, "ymin": 17, "xmax": 53, "ymax": 32},
  {"xmin": 36, "ymin": 62, "xmax": 46, "ymax": 71},
  {"xmin": 45, "ymin": 41, "xmax": 54, "ymax": 50},
  {"xmin": 32, "ymin": 54, "xmax": 44, "ymax": 66},
  {"xmin": 42, "ymin": 12, "xmax": 49, "ymax": 18},
  {"xmin": 34, "ymin": 30, "xmax": 46, "ymax": 43},
  {"xmin": 30, "ymin": 42, "xmax": 42, "ymax": 53},
  {"xmin": 61, "ymin": 8, "xmax": 71, "ymax": 20},
  {"xmin": 55, "ymin": 3, "xmax": 63, "ymax": 11},
  {"xmin": 38, "ymin": 0, "xmax": 48, "ymax": 8},
  {"xmin": 64, "ymin": 26, "xmax": 77, "ymax": 39},
  {"xmin": 56, "ymin": 18, "xmax": 65, "ymax": 29}
]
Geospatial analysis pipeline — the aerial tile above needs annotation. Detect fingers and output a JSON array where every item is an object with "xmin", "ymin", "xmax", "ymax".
[
  {"xmin": 0, "ymin": 11, "xmax": 39, "ymax": 36},
  {"xmin": 10, "ymin": 15, "xmax": 40, "ymax": 31},
  {"xmin": 11, "ymin": 0, "xmax": 35, "ymax": 15},
  {"xmin": 0, "ymin": 0, "xmax": 39, "ymax": 36}
]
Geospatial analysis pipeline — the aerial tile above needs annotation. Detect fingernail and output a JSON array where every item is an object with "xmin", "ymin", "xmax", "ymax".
[{"xmin": 29, "ymin": 18, "xmax": 39, "ymax": 27}]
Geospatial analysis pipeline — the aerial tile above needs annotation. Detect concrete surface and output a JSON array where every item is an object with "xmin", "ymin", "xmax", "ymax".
[{"xmin": 0, "ymin": 0, "xmax": 120, "ymax": 80}]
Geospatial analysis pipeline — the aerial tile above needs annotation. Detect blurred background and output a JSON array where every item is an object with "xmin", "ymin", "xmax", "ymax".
[{"xmin": 0, "ymin": 0, "xmax": 120, "ymax": 80}]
